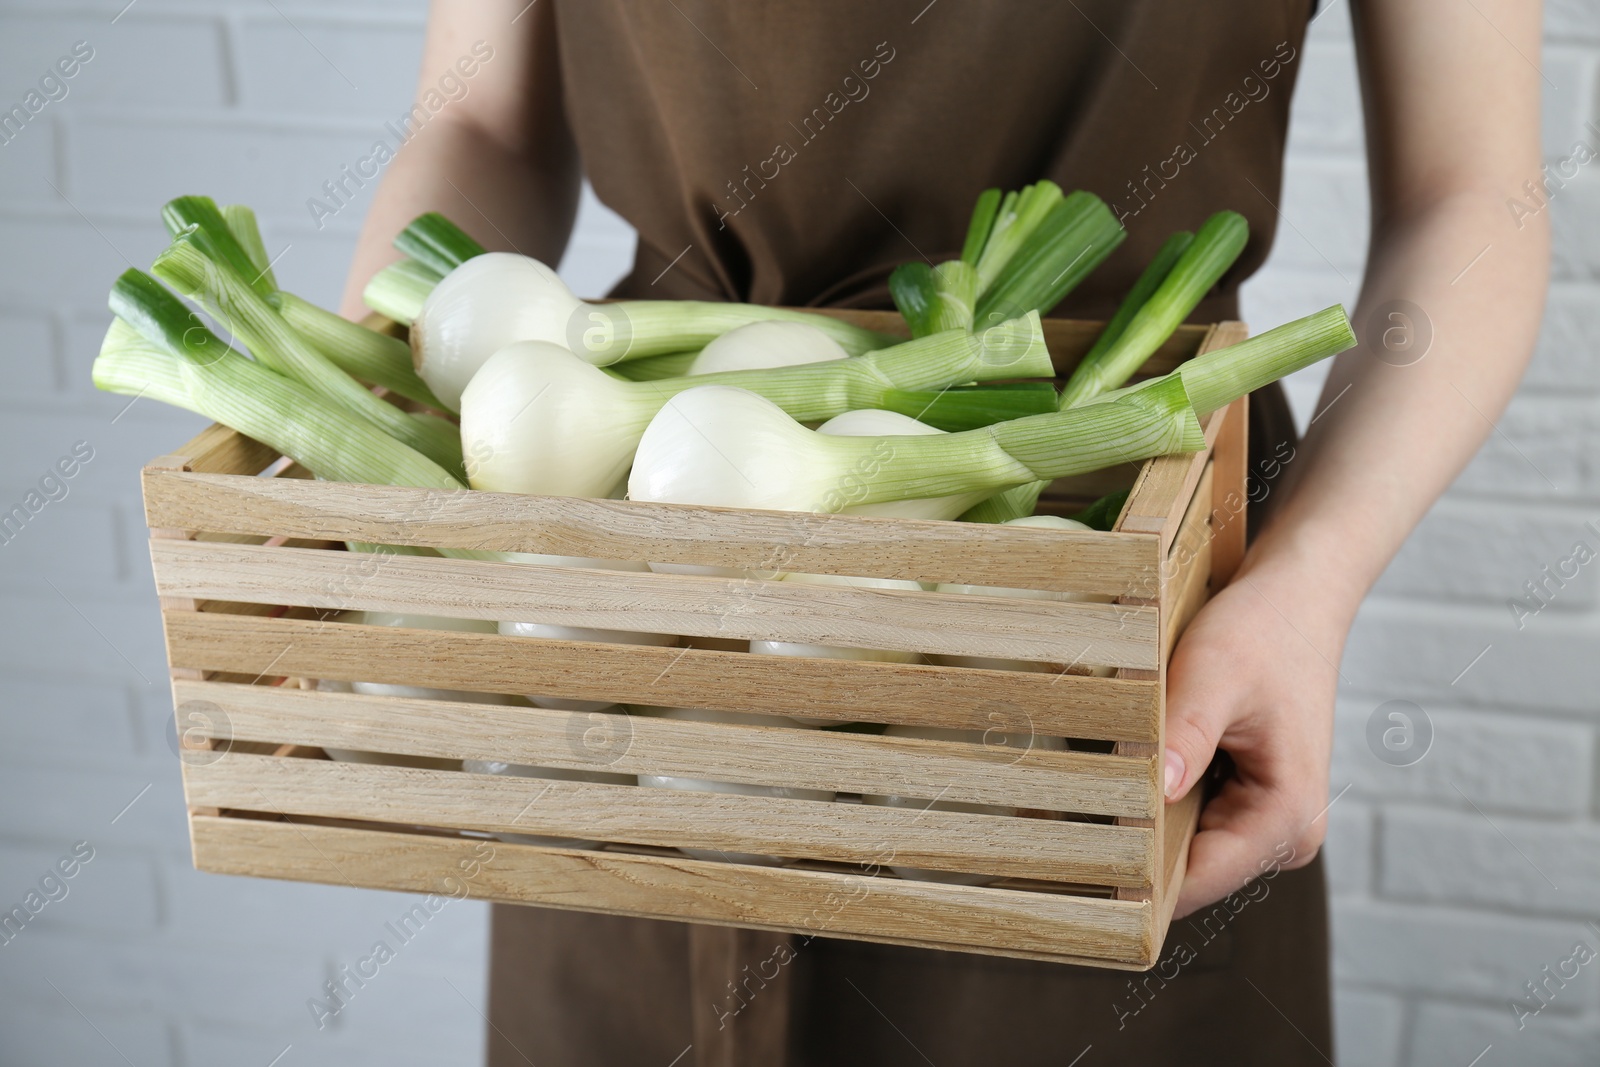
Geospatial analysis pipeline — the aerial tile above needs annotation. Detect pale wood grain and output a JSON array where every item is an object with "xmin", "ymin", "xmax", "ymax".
[
  {"xmin": 1162, "ymin": 463, "xmax": 1216, "ymax": 660},
  {"xmin": 172, "ymin": 680, "xmax": 1160, "ymax": 818},
  {"xmin": 1208, "ymin": 394, "xmax": 1250, "ymax": 586},
  {"xmin": 143, "ymin": 421, "xmax": 279, "ymax": 479},
  {"xmin": 189, "ymin": 816, "xmax": 1159, "ymax": 966},
  {"xmin": 1155, "ymin": 784, "xmax": 1205, "ymax": 948},
  {"xmin": 142, "ymin": 470, "xmax": 1162, "ymax": 597},
  {"xmin": 185, "ymin": 753, "xmax": 1154, "ymax": 886},
  {"xmin": 144, "ymin": 307, "xmax": 1246, "ymax": 970},
  {"xmin": 150, "ymin": 541, "xmax": 1162, "ymax": 667},
  {"xmin": 1115, "ymin": 322, "xmax": 1248, "ymax": 558},
  {"xmin": 163, "ymin": 612, "xmax": 1162, "ymax": 741}
]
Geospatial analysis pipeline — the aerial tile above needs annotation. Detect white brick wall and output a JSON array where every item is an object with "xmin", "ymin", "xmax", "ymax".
[
  {"xmin": 1252, "ymin": 9, "xmax": 1600, "ymax": 1065},
  {"xmin": 0, "ymin": 3, "xmax": 1593, "ymax": 1065}
]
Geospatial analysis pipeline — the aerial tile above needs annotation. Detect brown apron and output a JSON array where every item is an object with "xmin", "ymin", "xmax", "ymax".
[{"xmin": 489, "ymin": 2, "xmax": 1328, "ymax": 1063}]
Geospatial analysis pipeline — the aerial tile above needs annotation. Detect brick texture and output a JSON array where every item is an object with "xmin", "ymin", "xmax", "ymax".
[{"xmin": 0, "ymin": 3, "xmax": 1592, "ymax": 1066}]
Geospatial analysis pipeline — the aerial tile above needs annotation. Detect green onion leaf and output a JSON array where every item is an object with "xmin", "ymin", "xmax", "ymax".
[
  {"xmin": 975, "ymin": 180, "xmax": 1065, "ymax": 293},
  {"xmin": 959, "ymin": 188, "xmax": 1002, "ymax": 266},
  {"xmin": 889, "ymin": 261, "xmax": 938, "ymax": 337},
  {"xmin": 879, "ymin": 382, "xmax": 1058, "ymax": 431},
  {"xmin": 363, "ymin": 259, "xmax": 443, "ymax": 325},
  {"xmin": 393, "ymin": 212, "xmax": 488, "ymax": 276},
  {"xmin": 272, "ymin": 291, "xmax": 450, "ymax": 412},
  {"xmin": 927, "ymin": 260, "xmax": 978, "ymax": 334},
  {"xmin": 98, "ymin": 286, "xmax": 460, "ymax": 491},
  {"xmin": 1079, "ymin": 229, "xmax": 1194, "ymax": 369},
  {"xmin": 1058, "ymin": 210, "xmax": 1247, "ymax": 406},
  {"xmin": 153, "ymin": 237, "xmax": 464, "ymax": 477},
  {"xmin": 974, "ymin": 191, "xmax": 1125, "ymax": 329},
  {"xmin": 221, "ymin": 204, "xmax": 276, "ymax": 291},
  {"xmin": 161, "ymin": 196, "xmax": 274, "ymax": 299},
  {"xmin": 1071, "ymin": 488, "xmax": 1131, "ymax": 531}
]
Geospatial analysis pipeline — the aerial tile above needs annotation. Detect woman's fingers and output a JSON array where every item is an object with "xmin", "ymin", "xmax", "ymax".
[
  {"xmin": 1172, "ymin": 773, "xmax": 1326, "ymax": 919},
  {"xmin": 1160, "ymin": 577, "xmax": 1339, "ymax": 919}
]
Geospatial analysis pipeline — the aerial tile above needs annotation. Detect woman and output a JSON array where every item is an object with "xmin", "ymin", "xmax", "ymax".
[{"xmin": 343, "ymin": 2, "xmax": 1548, "ymax": 1063}]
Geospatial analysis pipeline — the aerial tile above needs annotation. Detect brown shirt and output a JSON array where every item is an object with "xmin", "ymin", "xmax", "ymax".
[
  {"xmin": 488, "ymin": 4, "xmax": 1329, "ymax": 1065},
  {"xmin": 557, "ymin": 0, "xmax": 1309, "ymax": 324}
]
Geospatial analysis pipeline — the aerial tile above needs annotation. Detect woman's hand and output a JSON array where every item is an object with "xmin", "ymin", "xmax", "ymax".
[
  {"xmin": 1162, "ymin": 559, "xmax": 1347, "ymax": 919},
  {"xmin": 1159, "ymin": 0, "xmax": 1550, "ymax": 920}
]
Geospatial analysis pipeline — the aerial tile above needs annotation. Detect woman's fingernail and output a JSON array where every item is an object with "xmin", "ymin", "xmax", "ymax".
[{"xmin": 1163, "ymin": 749, "xmax": 1185, "ymax": 799}]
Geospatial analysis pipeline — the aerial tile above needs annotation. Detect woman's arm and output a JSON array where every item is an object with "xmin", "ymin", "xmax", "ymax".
[
  {"xmin": 338, "ymin": 0, "xmax": 581, "ymax": 318},
  {"xmin": 1166, "ymin": 0, "xmax": 1549, "ymax": 916}
]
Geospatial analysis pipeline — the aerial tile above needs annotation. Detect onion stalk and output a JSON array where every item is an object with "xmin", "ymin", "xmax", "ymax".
[
  {"xmin": 461, "ymin": 314, "xmax": 1055, "ymax": 498},
  {"xmin": 220, "ymin": 203, "xmax": 276, "ymax": 290},
  {"xmin": 98, "ymin": 272, "xmax": 462, "ymax": 491},
  {"xmin": 271, "ymin": 291, "xmax": 448, "ymax": 411},
  {"xmin": 152, "ymin": 235, "xmax": 464, "ymax": 475},
  {"xmin": 1057, "ymin": 211, "xmax": 1248, "ymax": 407},
  {"xmin": 364, "ymin": 258, "xmax": 442, "ymax": 326},
  {"xmin": 628, "ymin": 377, "xmax": 1204, "ymax": 517},
  {"xmin": 411, "ymin": 252, "xmax": 901, "ymax": 410},
  {"xmin": 878, "ymin": 382, "xmax": 1059, "ymax": 432}
]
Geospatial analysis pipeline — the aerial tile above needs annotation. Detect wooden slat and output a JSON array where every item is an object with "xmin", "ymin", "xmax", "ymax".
[
  {"xmin": 1155, "ymin": 785, "xmax": 1205, "ymax": 947},
  {"xmin": 185, "ymin": 753, "xmax": 1154, "ymax": 886},
  {"xmin": 173, "ymin": 680, "xmax": 1159, "ymax": 818},
  {"xmin": 1162, "ymin": 463, "xmax": 1216, "ymax": 659},
  {"xmin": 145, "ymin": 421, "xmax": 280, "ymax": 478},
  {"xmin": 164, "ymin": 612, "xmax": 1160, "ymax": 741},
  {"xmin": 1208, "ymin": 395, "xmax": 1249, "ymax": 586},
  {"xmin": 189, "ymin": 817, "xmax": 1157, "ymax": 966},
  {"xmin": 1115, "ymin": 405, "xmax": 1225, "ymax": 556},
  {"xmin": 151, "ymin": 541, "xmax": 1161, "ymax": 667},
  {"xmin": 1115, "ymin": 322, "xmax": 1248, "ymax": 557},
  {"xmin": 142, "ymin": 470, "xmax": 1161, "ymax": 598}
]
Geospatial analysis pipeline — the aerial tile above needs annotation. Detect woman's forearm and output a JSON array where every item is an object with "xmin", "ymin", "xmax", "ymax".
[
  {"xmin": 1242, "ymin": 189, "xmax": 1550, "ymax": 629},
  {"xmin": 338, "ymin": 119, "xmax": 580, "ymax": 318},
  {"xmin": 338, "ymin": 0, "xmax": 580, "ymax": 319}
]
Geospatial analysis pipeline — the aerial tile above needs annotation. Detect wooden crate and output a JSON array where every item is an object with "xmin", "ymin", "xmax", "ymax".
[{"xmin": 143, "ymin": 310, "xmax": 1248, "ymax": 970}]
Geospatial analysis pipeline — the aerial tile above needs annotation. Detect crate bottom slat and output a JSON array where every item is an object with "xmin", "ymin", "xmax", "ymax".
[{"xmin": 190, "ymin": 815, "xmax": 1160, "ymax": 967}]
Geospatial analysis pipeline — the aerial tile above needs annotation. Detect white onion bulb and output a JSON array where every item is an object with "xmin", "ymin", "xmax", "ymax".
[
  {"xmin": 411, "ymin": 253, "xmax": 581, "ymax": 411},
  {"xmin": 461, "ymin": 341, "xmax": 655, "ymax": 498},
  {"xmin": 686, "ymin": 320, "xmax": 849, "ymax": 375},
  {"xmin": 815, "ymin": 408, "xmax": 990, "ymax": 519}
]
